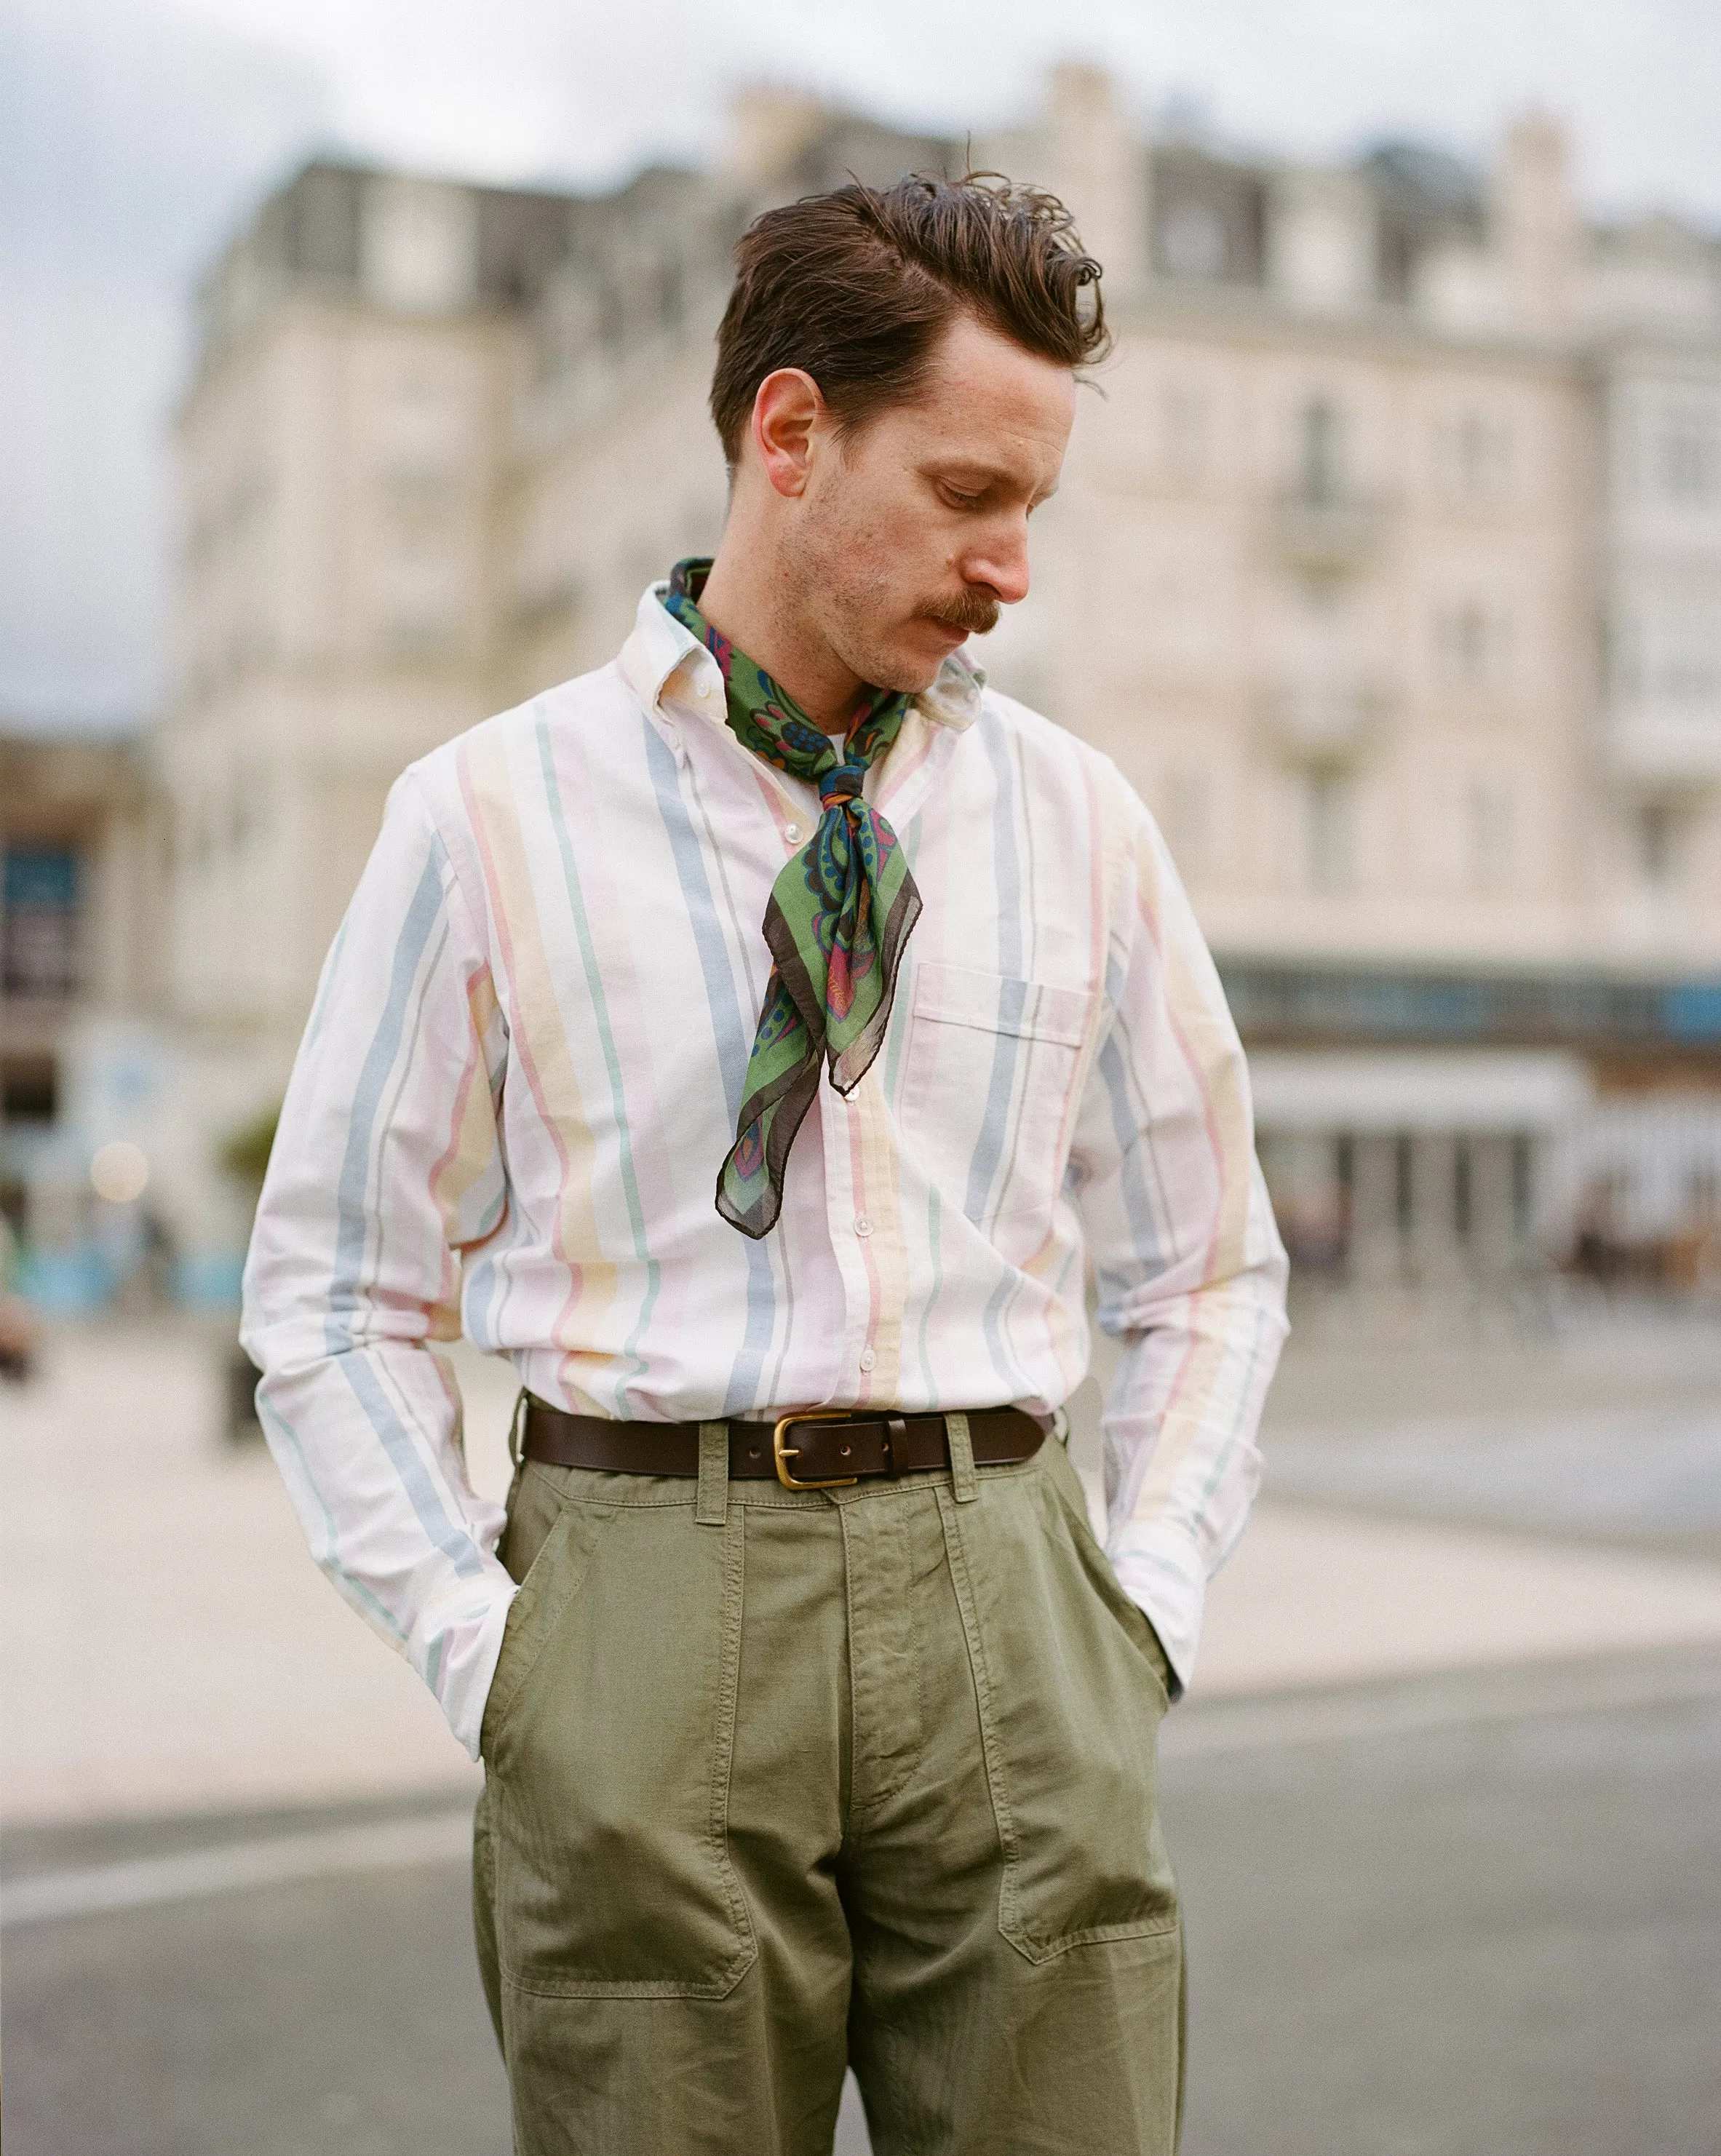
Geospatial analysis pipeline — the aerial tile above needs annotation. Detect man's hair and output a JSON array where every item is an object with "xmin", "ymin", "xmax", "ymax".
[{"xmin": 709, "ymin": 172, "xmax": 1110, "ymax": 467}]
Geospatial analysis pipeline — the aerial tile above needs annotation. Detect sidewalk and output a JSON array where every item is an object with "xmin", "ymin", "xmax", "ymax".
[{"xmin": 4, "ymin": 1319, "xmax": 1721, "ymax": 1826}]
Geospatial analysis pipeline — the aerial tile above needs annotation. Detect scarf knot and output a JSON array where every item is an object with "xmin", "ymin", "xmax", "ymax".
[{"xmin": 820, "ymin": 760, "xmax": 867, "ymax": 810}]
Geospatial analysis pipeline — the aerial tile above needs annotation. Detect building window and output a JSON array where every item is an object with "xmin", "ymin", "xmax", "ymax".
[
  {"xmin": 1465, "ymin": 781, "xmax": 1516, "ymax": 890},
  {"xmin": 1453, "ymin": 1138, "xmax": 1473, "ymax": 1240},
  {"xmin": 1303, "ymin": 769, "xmax": 1354, "ymax": 891},
  {"xmin": 1659, "ymin": 609, "xmax": 1721, "ymax": 702},
  {"xmin": 1609, "ymin": 611, "xmax": 1643, "ymax": 699},
  {"xmin": 1436, "ymin": 409, "xmax": 1514, "ymax": 500},
  {"xmin": 1511, "ymin": 1133, "xmax": 1534, "ymax": 1238},
  {"xmin": 1, "ymin": 1054, "xmax": 57, "ymax": 1124},
  {"xmin": 1662, "ymin": 406, "xmax": 1720, "ymax": 504},
  {"xmin": 1435, "ymin": 599, "xmax": 1511, "ymax": 690},
  {"xmin": 1161, "ymin": 386, "xmax": 1209, "ymax": 480},
  {"xmin": 657, "ymin": 253, "xmax": 685, "ymax": 327},
  {"xmin": 1158, "ymin": 199, "xmax": 1229, "ymax": 280},
  {"xmin": 1152, "ymin": 151, "xmax": 1267, "ymax": 285},
  {"xmin": 2, "ymin": 846, "xmax": 80, "ymax": 1001},
  {"xmin": 1161, "ymin": 768, "xmax": 1214, "ymax": 876},
  {"xmin": 381, "ymin": 372, "xmax": 464, "ymax": 489},
  {"xmin": 360, "ymin": 177, "xmax": 477, "ymax": 314},
  {"xmin": 1297, "ymin": 397, "xmax": 1345, "ymax": 504},
  {"xmin": 1636, "ymin": 801, "xmax": 1678, "ymax": 886},
  {"xmin": 1613, "ymin": 605, "xmax": 1721, "ymax": 705}
]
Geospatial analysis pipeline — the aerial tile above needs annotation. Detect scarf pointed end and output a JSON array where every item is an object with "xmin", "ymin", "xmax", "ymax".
[{"xmin": 716, "ymin": 1198, "xmax": 778, "ymax": 1241}]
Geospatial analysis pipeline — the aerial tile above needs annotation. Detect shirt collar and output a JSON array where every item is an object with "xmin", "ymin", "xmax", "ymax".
[
  {"xmin": 915, "ymin": 648, "xmax": 985, "ymax": 731},
  {"xmin": 619, "ymin": 582, "xmax": 985, "ymax": 736},
  {"xmin": 620, "ymin": 583, "xmax": 713, "ymax": 719}
]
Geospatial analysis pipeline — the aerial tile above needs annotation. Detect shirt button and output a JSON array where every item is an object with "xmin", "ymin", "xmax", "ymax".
[
  {"xmin": 859, "ymin": 1347, "xmax": 877, "ymax": 1372},
  {"xmin": 696, "ymin": 678, "xmax": 714, "ymax": 699},
  {"xmin": 854, "ymin": 1214, "xmax": 873, "ymax": 1236},
  {"xmin": 784, "ymin": 822, "xmax": 802, "ymax": 842}
]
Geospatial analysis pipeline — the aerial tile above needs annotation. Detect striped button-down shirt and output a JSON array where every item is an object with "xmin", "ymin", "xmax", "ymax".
[{"xmin": 242, "ymin": 586, "xmax": 1289, "ymax": 1757}]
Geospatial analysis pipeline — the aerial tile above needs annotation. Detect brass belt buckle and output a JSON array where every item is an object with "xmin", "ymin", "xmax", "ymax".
[{"xmin": 772, "ymin": 1408, "xmax": 860, "ymax": 1490}]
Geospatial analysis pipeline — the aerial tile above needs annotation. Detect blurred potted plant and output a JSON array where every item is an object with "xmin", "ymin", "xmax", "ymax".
[
  {"xmin": 0, "ymin": 1210, "xmax": 40, "ymax": 1383},
  {"xmin": 220, "ymin": 1105, "xmax": 280, "ymax": 1192}
]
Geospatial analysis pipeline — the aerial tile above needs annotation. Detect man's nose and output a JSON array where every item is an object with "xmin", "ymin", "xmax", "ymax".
[{"xmin": 963, "ymin": 522, "xmax": 1032, "ymax": 607}]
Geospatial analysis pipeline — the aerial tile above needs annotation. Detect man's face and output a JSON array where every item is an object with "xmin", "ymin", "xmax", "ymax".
[{"xmin": 787, "ymin": 313, "xmax": 1077, "ymax": 698}]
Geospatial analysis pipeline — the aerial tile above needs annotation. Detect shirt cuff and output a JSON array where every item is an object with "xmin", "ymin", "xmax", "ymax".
[
  {"xmin": 421, "ymin": 1576, "xmax": 519, "ymax": 1759},
  {"xmin": 1105, "ymin": 1521, "xmax": 1208, "ymax": 1699}
]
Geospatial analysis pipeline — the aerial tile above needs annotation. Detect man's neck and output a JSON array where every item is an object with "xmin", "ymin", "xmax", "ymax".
[{"xmin": 694, "ymin": 545, "xmax": 864, "ymax": 736}]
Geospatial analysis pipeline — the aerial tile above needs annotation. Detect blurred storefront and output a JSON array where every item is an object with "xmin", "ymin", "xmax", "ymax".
[
  {"xmin": 0, "ymin": 734, "xmax": 263, "ymax": 1311},
  {"xmin": 1, "ymin": 731, "xmax": 158, "ymax": 1310},
  {"xmin": 1231, "ymin": 966, "xmax": 1721, "ymax": 1294}
]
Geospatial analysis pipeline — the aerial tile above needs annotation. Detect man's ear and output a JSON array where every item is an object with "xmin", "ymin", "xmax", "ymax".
[{"xmin": 750, "ymin": 370, "xmax": 824, "ymax": 500}]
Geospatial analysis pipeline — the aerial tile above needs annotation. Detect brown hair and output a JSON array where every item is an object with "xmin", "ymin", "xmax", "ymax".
[{"xmin": 709, "ymin": 172, "xmax": 1110, "ymax": 466}]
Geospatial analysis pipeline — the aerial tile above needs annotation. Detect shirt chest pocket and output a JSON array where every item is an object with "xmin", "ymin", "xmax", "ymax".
[{"xmin": 897, "ymin": 961, "xmax": 1097, "ymax": 1251}]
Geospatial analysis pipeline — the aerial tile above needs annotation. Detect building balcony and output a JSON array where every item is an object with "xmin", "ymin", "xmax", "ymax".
[
  {"xmin": 1263, "ymin": 677, "xmax": 1393, "ymax": 765},
  {"xmin": 1602, "ymin": 699, "xmax": 1721, "ymax": 787},
  {"xmin": 1268, "ymin": 487, "xmax": 1387, "ymax": 578}
]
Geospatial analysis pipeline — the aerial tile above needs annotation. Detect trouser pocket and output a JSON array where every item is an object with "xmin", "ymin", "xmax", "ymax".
[
  {"xmin": 938, "ymin": 1452, "xmax": 1178, "ymax": 1963},
  {"xmin": 485, "ymin": 1483, "xmax": 756, "ymax": 2001}
]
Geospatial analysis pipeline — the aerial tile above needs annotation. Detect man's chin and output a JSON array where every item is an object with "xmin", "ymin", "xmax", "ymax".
[
  {"xmin": 875, "ymin": 659, "xmax": 950, "ymax": 697},
  {"xmin": 842, "ymin": 618, "xmax": 971, "ymax": 696},
  {"xmin": 864, "ymin": 643, "xmax": 952, "ymax": 696},
  {"xmin": 905, "ymin": 618, "xmax": 977, "ymax": 672}
]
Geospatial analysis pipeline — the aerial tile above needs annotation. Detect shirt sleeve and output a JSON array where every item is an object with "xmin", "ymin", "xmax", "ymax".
[
  {"xmin": 1067, "ymin": 790, "xmax": 1289, "ymax": 1695},
  {"xmin": 240, "ymin": 771, "xmax": 516, "ymax": 1759}
]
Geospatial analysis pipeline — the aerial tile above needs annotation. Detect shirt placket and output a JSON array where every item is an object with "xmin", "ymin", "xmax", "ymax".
[
  {"xmin": 814, "ymin": 733, "xmax": 948, "ymax": 1409},
  {"xmin": 681, "ymin": 680, "xmax": 923, "ymax": 1407},
  {"xmin": 771, "ymin": 765, "xmax": 878, "ymax": 1403},
  {"xmin": 816, "ymin": 1070, "xmax": 882, "ymax": 1404}
]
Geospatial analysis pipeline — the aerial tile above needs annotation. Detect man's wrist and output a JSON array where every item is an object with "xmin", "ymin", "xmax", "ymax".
[
  {"xmin": 1106, "ymin": 1524, "xmax": 1204, "ymax": 1699},
  {"xmin": 1136, "ymin": 1610, "xmax": 1176, "ymax": 1700}
]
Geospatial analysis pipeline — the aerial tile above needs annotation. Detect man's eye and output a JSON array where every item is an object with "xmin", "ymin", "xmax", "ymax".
[{"xmin": 941, "ymin": 486, "xmax": 982, "ymax": 508}]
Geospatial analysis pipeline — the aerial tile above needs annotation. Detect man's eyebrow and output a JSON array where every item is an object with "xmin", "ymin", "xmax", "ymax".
[
  {"xmin": 925, "ymin": 457, "xmax": 1009, "ymax": 482},
  {"xmin": 925, "ymin": 457, "xmax": 1059, "ymax": 501}
]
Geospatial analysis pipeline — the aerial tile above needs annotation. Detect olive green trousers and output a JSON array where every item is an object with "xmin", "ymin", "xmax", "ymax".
[{"xmin": 474, "ymin": 1425, "xmax": 1185, "ymax": 2155}]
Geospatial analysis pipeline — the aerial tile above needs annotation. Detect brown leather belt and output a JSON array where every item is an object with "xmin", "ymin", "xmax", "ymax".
[{"xmin": 521, "ymin": 1398, "xmax": 1045, "ymax": 1490}]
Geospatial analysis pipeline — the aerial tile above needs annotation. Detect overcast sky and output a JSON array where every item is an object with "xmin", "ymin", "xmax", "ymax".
[{"xmin": 4, "ymin": 0, "xmax": 1720, "ymax": 728}]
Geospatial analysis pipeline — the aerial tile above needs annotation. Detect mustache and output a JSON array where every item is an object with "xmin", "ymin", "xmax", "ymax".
[{"xmin": 923, "ymin": 586, "xmax": 1001, "ymax": 638}]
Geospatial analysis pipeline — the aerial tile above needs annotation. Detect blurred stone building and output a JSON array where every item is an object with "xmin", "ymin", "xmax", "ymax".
[{"xmin": 49, "ymin": 65, "xmax": 1721, "ymax": 1305}]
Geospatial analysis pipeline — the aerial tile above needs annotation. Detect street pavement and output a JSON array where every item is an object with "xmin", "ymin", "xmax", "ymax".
[{"xmin": 6, "ymin": 1647, "xmax": 1720, "ymax": 2155}]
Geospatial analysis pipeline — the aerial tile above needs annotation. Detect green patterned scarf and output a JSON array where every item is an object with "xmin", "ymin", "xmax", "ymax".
[{"xmin": 664, "ymin": 558, "xmax": 922, "ymax": 1239}]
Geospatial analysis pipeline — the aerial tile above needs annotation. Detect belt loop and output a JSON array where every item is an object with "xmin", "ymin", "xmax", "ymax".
[
  {"xmin": 696, "ymin": 1422, "xmax": 730, "ymax": 1525},
  {"xmin": 508, "ymin": 1388, "xmax": 529, "ymax": 1470},
  {"xmin": 946, "ymin": 1411, "xmax": 979, "ymax": 1503}
]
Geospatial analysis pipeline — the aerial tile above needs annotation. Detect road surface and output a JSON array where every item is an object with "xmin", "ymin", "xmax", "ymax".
[{"xmin": 7, "ymin": 1647, "xmax": 1719, "ymax": 2156}]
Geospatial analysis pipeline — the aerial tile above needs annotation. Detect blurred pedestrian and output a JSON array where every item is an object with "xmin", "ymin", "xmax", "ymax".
[{"xmin": 244, "ymin": 172, "xmax": 1287, "ymax": 2154}]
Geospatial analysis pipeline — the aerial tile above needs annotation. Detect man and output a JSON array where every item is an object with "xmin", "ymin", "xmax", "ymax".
[{"xmin": 244, "ymin": 172, "xmax": 1287, "ymax": 2155}]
